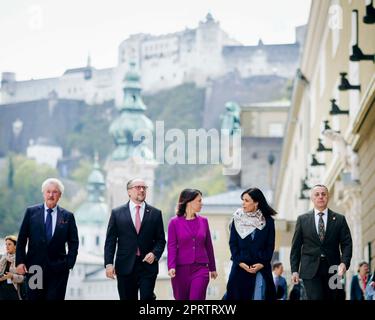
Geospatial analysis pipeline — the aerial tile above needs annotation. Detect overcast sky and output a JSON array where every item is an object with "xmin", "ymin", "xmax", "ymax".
[{"xmin": 0, "ymin": 0, "xmax": 311, "ymax": 81}]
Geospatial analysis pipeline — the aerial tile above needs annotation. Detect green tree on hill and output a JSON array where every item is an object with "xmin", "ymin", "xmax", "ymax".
[{"xmin": 0, "ymin": 155, "xmax": 58, "ymax": 235}]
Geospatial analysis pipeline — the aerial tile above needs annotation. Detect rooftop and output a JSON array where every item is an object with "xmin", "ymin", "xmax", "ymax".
[{"xmin": 202, "ymin": 189, "xmax": 242, "ymax": 215}]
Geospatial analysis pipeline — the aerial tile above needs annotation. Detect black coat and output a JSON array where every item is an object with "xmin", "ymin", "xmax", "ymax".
[
  {"xmin": 350, "ymin": 274, "xmax": 371, "ymax": 300},
  {"xmin": 104, "ymin": 202, "xmax": 166, "ymax": 276},
  {"xmin": 226, "ymin": 216, "xmax": 276, "ymax": 300},
  {"xmin": 16, "ymin": 204, "xmax": 79, "ymax": 273},
  {"xmin": 290, "ymin": 209, "xmax": 352, "ymax": 279}
]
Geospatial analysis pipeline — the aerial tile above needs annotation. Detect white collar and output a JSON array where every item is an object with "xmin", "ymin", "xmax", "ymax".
[
  {"xmin": 129, "ymin": 200, "xmax": 145, "ymax": 210},
  {"xmin": 44, "ymin": 204, "xmax": 57, "ymax": 212},
  {"xmin": 314, "ymin": 208, "xmax": 328, "ymax": 216}
]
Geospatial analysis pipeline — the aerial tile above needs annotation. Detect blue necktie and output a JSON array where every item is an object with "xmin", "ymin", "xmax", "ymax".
[{"xmin": 46, "ymin": 208, "xmax": 53, "ymax": 242}]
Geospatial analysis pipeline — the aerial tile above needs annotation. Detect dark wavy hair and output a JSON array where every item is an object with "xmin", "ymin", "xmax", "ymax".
[
  {"xmin": 241, "ymin": 187, "xmax": 277, "ymax": 217},
  {"xmin": 357, "ymin": 261, "xmax": 369, "ymax": 273},
  {"xmin": 176, "ymin": 189, "xmax": 202, "ymax": 217}
]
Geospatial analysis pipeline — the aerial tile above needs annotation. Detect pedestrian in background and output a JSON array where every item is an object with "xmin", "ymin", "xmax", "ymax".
[
  {"xmin": 272, "ymin": 262, "xmax": 288, "ymax": 300},
  {"xmin": 0, "ymin": 235, "xmax": 24, "ymax": 300},
  {"xmin": 350, "ymin": 261, "xmax": 370, "ymax": 300}
]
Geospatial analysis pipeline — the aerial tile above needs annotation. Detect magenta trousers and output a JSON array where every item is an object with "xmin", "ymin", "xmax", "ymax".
[{"xmin": 171, "ymin": 263, "xmax": 210, "ymax": 300}]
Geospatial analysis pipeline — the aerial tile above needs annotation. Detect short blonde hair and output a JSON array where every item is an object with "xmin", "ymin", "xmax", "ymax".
[
  {"xmin": 5, "ymin": 235, "xmax": 17, "ymax": 245},
  {"xmin": 41, "ymin": 178, "xmax": 64, "ymax": 195}
]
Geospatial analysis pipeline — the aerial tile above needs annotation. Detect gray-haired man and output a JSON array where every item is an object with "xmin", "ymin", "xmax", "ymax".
[
  {"xmin": 16, "ymin": 178, "xmax": 79, "ymax": 300},
  {"xmin": 290, "ymin": 184, "xmax": 352, "ymax": 300}
]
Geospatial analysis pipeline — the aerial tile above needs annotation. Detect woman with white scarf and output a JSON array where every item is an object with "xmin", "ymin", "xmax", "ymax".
[
  {"xmin": 225, "ymin": 188, "xmax": 277, "ymax": 300},
  {"xmin": 0, "ymin": 235, "xmax": 24, "ymax": 300}
]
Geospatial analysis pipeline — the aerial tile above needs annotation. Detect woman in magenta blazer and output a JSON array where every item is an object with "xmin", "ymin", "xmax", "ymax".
[{"xmin": 167, "ymin": 189, "xmax": 217, "ymax": 300}]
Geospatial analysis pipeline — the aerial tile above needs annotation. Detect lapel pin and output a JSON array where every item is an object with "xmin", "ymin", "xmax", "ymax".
[{"xmin": 333, "ymin": 217, "xmax": 336, "ymax": 221}]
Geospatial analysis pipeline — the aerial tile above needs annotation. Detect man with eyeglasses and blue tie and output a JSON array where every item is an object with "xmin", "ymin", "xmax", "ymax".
[
  {"xmin": 16, "ymin": 178, "xmax": 79, "ymax": 300},
  {"xmin": 104, "ymin": 178, "xmax": 166, "ymax": 300},
  {"xmin": 290, "ymin": 184, "xmax": 352, "ymax": 300}
]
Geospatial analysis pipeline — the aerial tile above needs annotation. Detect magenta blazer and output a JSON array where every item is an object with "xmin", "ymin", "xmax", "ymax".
[{"xmin": 167, "ymin": 215, "xmax": 216, "ymax": 271}]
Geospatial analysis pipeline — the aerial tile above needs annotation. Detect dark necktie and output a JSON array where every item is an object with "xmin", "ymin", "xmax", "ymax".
[
  {"xmin": 318, "ymin": 212, "xmax": 325, "ymax": 242},
  {"xmin": 135, "ymin": 205, "xmax": 141, "ymax": 256},
  {"xmin": 46, "ymin": 208, "xmax": 53, "ymax": 242}
]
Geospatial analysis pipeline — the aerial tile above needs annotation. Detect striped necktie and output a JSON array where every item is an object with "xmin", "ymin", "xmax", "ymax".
[{"xmin": 318, "ymin": 212, "xmax": 325, "ymax": 242}]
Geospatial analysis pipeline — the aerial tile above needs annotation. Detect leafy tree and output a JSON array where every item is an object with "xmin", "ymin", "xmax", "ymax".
[
  {"xmin": 144, "ymin": 82, "xmax": 205, "ymax": 131},
  {"xmin": 7, "ymin": 154, "xmax": 14, "ymax": 188},
  {"xmin": 0, "ymin": 155, "xmax": 57, "ymax": 235},
  {"xmin": 143, "ymin": 83, "xmax": 227, "ymax": 220},
  {"xmin": 154, "ymin": 164, "xmax": 226, "ymax": 226},
  {"xmin": 65, "ymin": 104, "xmax": 113, "ymax": 160},
  {"xmin": 70, "ymin": 159, "xmax": 93, "ymax": 186}
]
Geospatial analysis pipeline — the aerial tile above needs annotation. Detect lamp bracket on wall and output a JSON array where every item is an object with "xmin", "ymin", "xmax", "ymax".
[
  {"xmin": 363, "ymin": 0, "xmax": 375, "ymax": 24},
  {"xmin": 310, "ymin": 154, "xmax": 325, "ymax": 166},
  {"xmin": 317, "ymin": 138, "xmax": 333, "ymax": 152},
  {"xmin": 329, "ymin": 99, "xmax": 349, "ymax": 115},
  {"xmin": 338, "ymin": 72, "xmax": 361, "ymax": 91}
]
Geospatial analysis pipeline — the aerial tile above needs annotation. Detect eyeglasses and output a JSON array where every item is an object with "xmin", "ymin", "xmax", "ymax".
[{"xmin": 130, "ymin": 185, "xmax": 148, "ymax": 191}]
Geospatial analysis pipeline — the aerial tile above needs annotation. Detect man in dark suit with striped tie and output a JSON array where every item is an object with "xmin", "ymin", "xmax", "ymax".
[
  {"xmin": 104, "ymin": 178, "xmax": 166, "ymax": 300},
  {"xmin": 16, "ymin": 178, "xmax": 79, "ymax": 300},
  {"xmin": 290, "ymin": 184, "xmax": 352, "ymax": 300}
]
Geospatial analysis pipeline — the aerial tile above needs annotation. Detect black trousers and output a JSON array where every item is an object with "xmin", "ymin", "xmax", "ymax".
[
  {"xmin": 303, "ymin": 258, "xmax": 345, "ymax": 300},
  {"xmin": 0, "ymin": 282, "xmax": 19, "ymax": 300},
  {"xmin": 26, "ymin": 268, "xmax": 70, "ymax": 300},
  {"xmin": 117, "ymin": 256, "xmax": 157, "ymax": 300}
]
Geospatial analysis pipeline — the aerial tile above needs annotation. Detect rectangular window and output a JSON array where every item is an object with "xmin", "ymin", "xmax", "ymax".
[
  {"xmin": 319, "ymin": 49, "xmax": 326, "ymax": 97},
  {"xmin": 349, "ymin": 61, "xmax": 360, "ymax": 122},
  {"xmin": 330, "ymin": 0, "xmax": 341, "ymax": 57},
  {"xmin": 310, "ymin": 86, "xmax": 316, "ymax": 129},
  {"xmin": 268, "ymin": 123, "xmax": 283, "ymax": 137},
  {"xmin": 212, "ymin": 230, "xmax": 219, "ymax": 241}
]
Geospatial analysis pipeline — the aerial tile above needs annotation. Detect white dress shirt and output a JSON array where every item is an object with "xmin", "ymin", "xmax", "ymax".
[
  {"xmin": 44, "ymin": 203, "xmax": 57, "ymax": 236},
  {"xmin": 129, "ymin": 200, "xmax": 145, "ymax": 228},
  {"xmin": 314, "ymin": 208, "xmax": 328, "ymax": 234},
  {"xmin": 105, "ymin": 201, "xmax": 146, "ymax": 269}
]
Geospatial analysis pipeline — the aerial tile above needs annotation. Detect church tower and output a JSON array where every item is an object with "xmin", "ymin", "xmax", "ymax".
[
  {"xmin": 75, "ymin": 156, "xmax": 109, "ymax": 255},
  {"xmin": 106, "ymin": 62, "xmax": 157, "ymax": 208}
]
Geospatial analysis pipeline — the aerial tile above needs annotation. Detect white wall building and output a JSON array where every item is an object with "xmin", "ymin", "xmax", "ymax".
[
  {"xmin": 65, "ymin": 252, "xmax": 118, "ymax": 300},
  {"xmin": 65, "ymin": 159, "xmax": 117, "ymax": 299},
  {"xmin": 1, "ymin": 14, "xmax": 304, "ymax": 106},
  {"xmin": 26, "ymin": 138, "xmax": 63, "ymax": 168}
]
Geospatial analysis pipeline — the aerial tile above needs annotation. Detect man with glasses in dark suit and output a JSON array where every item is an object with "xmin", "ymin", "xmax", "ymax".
[
  {"xmin": 290, "ymin": 184, "xmax": 352, "ymax": 300},
  {"xmin": 104, "ymin": 178, "xmax": 166, "ymax": 300}
]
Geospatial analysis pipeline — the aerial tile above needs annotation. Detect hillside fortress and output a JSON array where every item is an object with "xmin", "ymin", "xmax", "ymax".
[{"xmin": 0, "ymin": 14, "xmax": 305, "ymax": 106}]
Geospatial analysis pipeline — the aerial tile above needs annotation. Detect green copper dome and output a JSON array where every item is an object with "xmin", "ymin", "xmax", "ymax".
[
  {"xmin": 76, "ymin": 159, "xmax": 109, "ymax": 225},
  {"xmin": 75, "ymin": 202, "xmax": 109, "ymax": 225},
  {"xmin": 109, "ymin": 62, "xmax": 154, "ymax": 161},
  {"xmin": 87, "ymin": 160, "xmax": 105, "ymax": 186},
  {"xmin": 116, "ymin": 62, "xmax": 145, "ymax": 112},
  {"xmin": 123, "ymin": 62, "xmax": 141, "ymax": 86}
]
